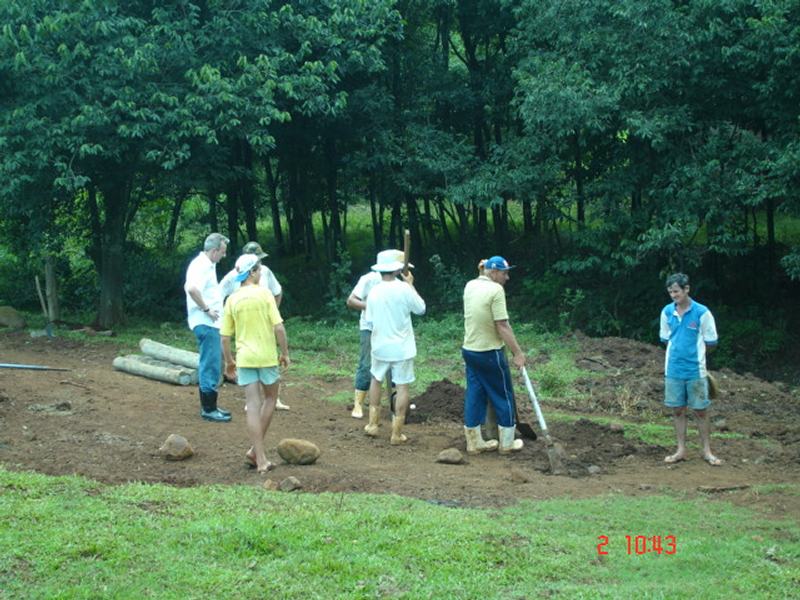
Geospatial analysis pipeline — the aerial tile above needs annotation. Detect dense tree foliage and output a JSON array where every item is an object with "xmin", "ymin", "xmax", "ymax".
[{"xmin": 1, "ymin": 0, "xmax": 798, "ymax": 364}]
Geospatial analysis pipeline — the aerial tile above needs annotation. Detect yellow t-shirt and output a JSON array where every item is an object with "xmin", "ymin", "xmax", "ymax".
[
  {"xmin": 462, "ymin": 276, "xmax": 509, "ymax": 351},
  {"xmin": 220, "ymin": 285, "xmax": 283, "ymax": 368}
]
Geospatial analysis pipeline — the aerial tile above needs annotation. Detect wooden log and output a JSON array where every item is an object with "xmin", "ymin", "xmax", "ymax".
[
  {"xmin": 113, "ymin": 354, "xmax": 198, "ymax": 386},
  {"xmin": 139, "ymin": 338, "xmax": 200, "ymax": 369}
]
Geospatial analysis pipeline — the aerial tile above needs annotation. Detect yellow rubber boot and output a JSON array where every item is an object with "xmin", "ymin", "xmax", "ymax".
[
  {"xmin": 498, "ymin": 425, "xmax": 524, "ymax": 454},
  {"xmin": 390, "ymin": 414, "xmax": 408, "ymax": 445},
  {"xmin": 351, "ymin": 390, "xmax": 367, "ymax": 419},
  {"xmin": 464, "ymin": 425, "xmax": 499, "ymax": 455},
  {"xmin": 364, "ymin": 406, "xmax": 380, "ymax": 437}
]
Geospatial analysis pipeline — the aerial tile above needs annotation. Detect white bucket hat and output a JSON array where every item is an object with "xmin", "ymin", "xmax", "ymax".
[{"xmin": 371, "ymin": 249, "xmax": 413, "ymax": 273}]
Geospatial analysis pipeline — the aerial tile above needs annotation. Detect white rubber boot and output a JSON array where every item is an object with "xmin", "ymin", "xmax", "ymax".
[
  {"xmin": 364, "ymin": 406, "xmax": 380, "ymax": 437},
  {"xmin": 464, "ymin": 425, "xmax": 499, "ymax": 455},
  {"xmin": 390, "ymin": 414, "xmax": 408, "ymax": 445},
  {"xmin": 351, "ymin": 390, "xmax": 367, "ymax": 419},
  {"xmin": 498, "ymin": 425, "xmax": 524, "ymax": 454}
]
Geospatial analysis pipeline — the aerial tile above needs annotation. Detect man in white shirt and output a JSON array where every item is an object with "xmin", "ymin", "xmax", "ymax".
[
  {"xmin": 183, "ymin": 232, "xmax": 232, "ymax": 422},
  {"xmin": 363, "ymin": 250, "xmax": 426, "ymax": 445},
  {"xmin": 346, "ymin": 249, "xmax": 404, "ymax": 419}
]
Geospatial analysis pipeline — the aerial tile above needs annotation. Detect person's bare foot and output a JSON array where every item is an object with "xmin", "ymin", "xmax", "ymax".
[
  {"xmin": 275, "ymin": 398, "xmax": 290, "ymax": 411},
  {"xmin": 664, "ymin": 451, "xmax": 686, "ymax": 464},
  {"xmin": 245, "ymin": 448, "xmax": 257, "ymax": 468},
  {"xmin": 703, "ymin": 454, "xmax": 723, "ymax": 466},
  {"xmin": 257, "ymin": 461, "xmax": 275, "ymax": 474}
]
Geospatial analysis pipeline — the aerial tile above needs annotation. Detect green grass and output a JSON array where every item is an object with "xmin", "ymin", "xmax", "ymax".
[{"xmin": 1, "ymin": 467, "xmax": 798, "ymax": 598}]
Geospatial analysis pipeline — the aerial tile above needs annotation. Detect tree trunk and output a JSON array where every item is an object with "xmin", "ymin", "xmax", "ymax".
[
  {"xmin": 96, "ymin": 184, "xmax": 129, "ymax": 328},
  {"xmin": 239, "ymin": 142, "xmax": 258, "ymax": 243},
  {"xmin": 166, "ymin": 194, "xmax": 185, "ymax": 250},
  {"xmin": 44, "ymin": 256, "xmax": 59, "ymax": 322},
  {"xmin": 574, "ymin": 134, "xmax": 585, "ymax": 227},
  {"xmin": 522, "ymin": 198, "xmax": 533, "ymax": 234},
  {"xmin": 225, "ymin": 187, "xmax": 239, "ymax": 254},
  {"xmin": 369, "ymin": 177, "xmax": 382, "ymax": 250},
  {"xmin": 265, "ymin": 158, "xmax": 285, "ymax": 255},
  {"xmin": 325, "ymin": 136, "xmax": 342, "ymax": 254}
]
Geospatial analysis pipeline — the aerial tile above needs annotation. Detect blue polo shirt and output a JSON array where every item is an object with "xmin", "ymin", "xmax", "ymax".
[{"xmin": 659, "ymin": 299, "xmax": 718, "ymax": 379}]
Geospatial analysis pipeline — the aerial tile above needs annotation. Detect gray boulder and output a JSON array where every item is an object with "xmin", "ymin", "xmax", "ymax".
[{"xmin": 0, "ymin": 306, "xmax": 26, "ymax": 329}]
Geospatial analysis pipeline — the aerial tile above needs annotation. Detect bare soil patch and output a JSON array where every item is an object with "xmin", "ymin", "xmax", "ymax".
[{"xmin": 1, "ymin": 331, "xmax": 798, "ymax": 516}]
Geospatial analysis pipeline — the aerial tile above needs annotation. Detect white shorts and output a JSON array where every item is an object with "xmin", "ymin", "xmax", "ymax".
[{"xmin": 371, "ymin": 357, "xmax": 415, "ymax": 385}]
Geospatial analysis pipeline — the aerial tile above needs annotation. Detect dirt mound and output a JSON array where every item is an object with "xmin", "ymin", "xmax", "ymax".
[{"xmin": 408, "ymin": 378, "xmax": 464, "ymax": 423}]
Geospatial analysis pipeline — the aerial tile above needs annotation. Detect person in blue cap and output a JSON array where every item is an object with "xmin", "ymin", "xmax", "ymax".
[{"xmin": 461, "ymin": 255, "xmax": 526, "ymax": 454}]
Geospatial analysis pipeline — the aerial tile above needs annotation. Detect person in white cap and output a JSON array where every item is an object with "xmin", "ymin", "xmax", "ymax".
[
  {"xmin": 220, "ymin": 241, "xmax": 290, "ymax": 411},
  {"xmin": 221, "ymin": 254, "xmax": 290, "ymax": 473},
  {"xmin": 363, "ymin": 250, "xmax": 426, "ymax": 445},
  {"xmin": 345, "ymin": 249, "xmax": 406, "ymax": 419}
]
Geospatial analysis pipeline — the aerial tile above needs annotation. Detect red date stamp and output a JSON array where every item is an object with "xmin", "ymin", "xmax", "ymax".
[{"xmin": 597, "ymin": 535, "xmax": 677, "ymax": 555}]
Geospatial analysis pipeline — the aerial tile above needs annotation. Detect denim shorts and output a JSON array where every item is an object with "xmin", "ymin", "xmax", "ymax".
[
  {"xmin": 664, "ymin": 377, "xmax": 710, "ymax": 410},
  {"xmin": 237, "ymin": 366, "xmax": 280, "ymax": 387}
]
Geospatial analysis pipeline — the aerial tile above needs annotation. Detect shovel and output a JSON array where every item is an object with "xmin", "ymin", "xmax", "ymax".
[{"xmin": 521, "ymin": 366, "xmax": 568, "ymax": 475}]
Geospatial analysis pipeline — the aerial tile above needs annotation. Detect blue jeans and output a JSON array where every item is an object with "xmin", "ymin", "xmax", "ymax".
[
  {"xmin": 193, "ymin": 325, "xmax": 221, "ymax": 394},
  {"xmin": 354, "ymin": 329, "xmax": 372, "ymax": 391},
  {"xmin": 462, "ymin": 348, "xmax": 516, "ymax": 428}
]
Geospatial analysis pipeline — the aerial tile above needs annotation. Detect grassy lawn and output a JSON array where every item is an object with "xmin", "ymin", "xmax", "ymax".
[{"xmin": 1, "ymin": 467, "xmax": 798, "ymax": 599}]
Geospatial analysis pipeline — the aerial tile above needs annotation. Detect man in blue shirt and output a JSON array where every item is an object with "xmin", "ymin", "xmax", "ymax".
[{"xmin": 659, "ymin": 273, "xmax": 721, "ymax": 466}]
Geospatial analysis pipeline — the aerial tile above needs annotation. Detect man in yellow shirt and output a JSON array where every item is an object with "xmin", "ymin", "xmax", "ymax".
[
  {"xmin": 462, "ymin": 256, "xmax": 526, "ymax": 455},
  {"xmin": 221, "ymin": 254, "xmax": 290, "ymax": 473}
]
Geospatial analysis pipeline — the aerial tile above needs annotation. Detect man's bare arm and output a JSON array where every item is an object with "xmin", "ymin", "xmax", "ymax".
[
  {"xmin": 346, "ymin": 293, "xmax": 366, "ymax": 311},
  {"xmin": 274, "ymin": 323, "xmax": 290, "ymax": 367},
  {"xmin": 495, "ymin": 319, "xmax": 526, "ymax": 368}
]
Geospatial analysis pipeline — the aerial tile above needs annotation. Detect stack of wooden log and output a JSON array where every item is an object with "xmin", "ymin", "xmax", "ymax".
[{"xmin": 113, "ymin": 339, "xmax": 200, "ymax": 386}]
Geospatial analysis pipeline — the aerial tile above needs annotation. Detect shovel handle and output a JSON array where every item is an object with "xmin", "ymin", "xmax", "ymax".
[
  {"xmin": 402, "ymin": 229, "xmax": 411, "ymax": 275},
  {"xmin": 522, "ymin": 366, "xmax": 550, "ymax": 436}
]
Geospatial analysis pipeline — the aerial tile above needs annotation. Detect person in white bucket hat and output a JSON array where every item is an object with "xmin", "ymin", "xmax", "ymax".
[
  {"xmin": 346, "ymin": 249, "xmax": 413, "ymax": 419},
  {"xmin": 362, "ymin": 250, "xmax": 425, "ymax": 445}
]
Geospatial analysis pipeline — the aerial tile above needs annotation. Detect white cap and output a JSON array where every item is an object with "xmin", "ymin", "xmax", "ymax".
[{"xmin": 235, "ymin": 254, "xmax": 260, "ymax": 282}]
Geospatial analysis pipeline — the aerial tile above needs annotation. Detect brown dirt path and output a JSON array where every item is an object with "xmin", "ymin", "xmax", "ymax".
[{"xmin": 1, "ymin": 331, "xmax": 798, "ymax": 518}]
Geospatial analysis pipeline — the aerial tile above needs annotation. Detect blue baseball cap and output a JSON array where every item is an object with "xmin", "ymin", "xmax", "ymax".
[{"xmin": 483, "ymin": 256, "xmax": 515, "ymax": 271}]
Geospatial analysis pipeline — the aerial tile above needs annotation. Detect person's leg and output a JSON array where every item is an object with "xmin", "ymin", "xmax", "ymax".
[
  {"xmin": 664, "ymin": 377, "xmax": 688, "ymax": 462},
  {"xmin": 365, "ymin": 358, "xmax": 389, "ymax": 436},
  {"xmin": 194, "ymin": 325, "xmax": 230, "ymax": 421},
  {"xmin": 244, "ymin": 382, "xmax": 271, "ymax": 471},
  {"xmin": 687, "ymin": 377, "xmax": 720, "ymax": 465},
  {"xmin": 364, "ymin": 376, "xmax": 382, "ymax": 436},
  {"xmin": 391, "ymin": 383, "xmax": 409, "ymax": 445},
  {"xmin": 352, "ymin": 330, "xmax": 372, "ymax": 418},
  {"xmin": 693, "ymin": 409, "xmax": 720, "ymax": 465},
  {"xmin": 472, "ymin": 350, "xmax": 521, "ymax": 453},
  {"xmin": 461, "ymin": 349, "xmax": 498, "ymax": 454},
  {"xmin": 665, "ymin": 407, "xmax": 688, "ymax": 463},
  {"xmin": 261, "ymin": 381, "xmax": 280, "ymax": 438},
  {"xmin": 462, "ymin": 349, "xmax": 489, "ymax": 427}
]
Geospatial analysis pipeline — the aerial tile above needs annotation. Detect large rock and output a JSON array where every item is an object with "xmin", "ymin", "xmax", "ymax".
[
  {"xmin": 436, "ymin": 448, "xmax": 464, "ymax": 464},
  {"xmin": 276, "ymin": 438, "xmax": 321, "ymax": 465},
  {"xmin": 158, "ymin": 434, "xmax": 194, "ymax": 461},
  {"xmin": 279, "ymin": 476, "xmax": 302, "ymax": 492},
  {"xmin": 0, "ymin": 306, "xmax": 26, "ymax": 329}
]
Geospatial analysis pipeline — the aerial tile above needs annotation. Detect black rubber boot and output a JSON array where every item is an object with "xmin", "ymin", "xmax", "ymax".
[{"xmin": 200, "ymin": 390, "xmax": 231, "ymax": 422}]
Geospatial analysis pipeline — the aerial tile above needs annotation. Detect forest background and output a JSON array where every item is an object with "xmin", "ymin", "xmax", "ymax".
[{"xmin": 1, "ymin": 0, "xmax": 799, "ymax": 380}]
